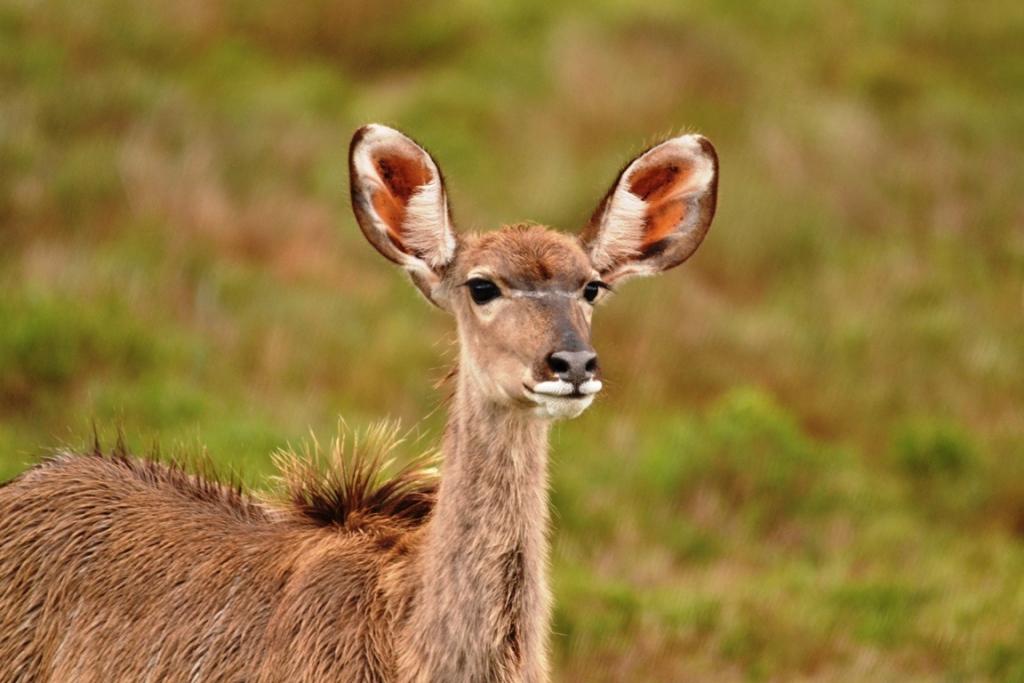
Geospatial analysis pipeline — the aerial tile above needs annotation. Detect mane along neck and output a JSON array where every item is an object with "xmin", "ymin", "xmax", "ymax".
[{"xmin": 400, "ymin": 368, "xmax": 552, "ymax": 683}]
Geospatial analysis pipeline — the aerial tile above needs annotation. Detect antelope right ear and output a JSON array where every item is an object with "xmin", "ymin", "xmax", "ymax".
[
  {"xmin": 580, "ymin": 134, "xmax": 718, "ymax": 283},
  {"xmin": 349, "ymin": 124, "xmax": 458, "ymax": 308}
]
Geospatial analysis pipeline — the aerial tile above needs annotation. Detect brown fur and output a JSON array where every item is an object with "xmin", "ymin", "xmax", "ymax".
[
  {"xmin": 0, "ymin": 442, "xmax": 441, "ymax": 683},
  {"xmin": 0, "ymin": 124, "xmax": 717, "ymax": 682}
]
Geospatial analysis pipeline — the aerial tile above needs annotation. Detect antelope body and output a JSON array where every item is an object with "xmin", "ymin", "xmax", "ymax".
[{"xmin": 0, "ymin": 125, "xmax": 718, "ymax": 682}]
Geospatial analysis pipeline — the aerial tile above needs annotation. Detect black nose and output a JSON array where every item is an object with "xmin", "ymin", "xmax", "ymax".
[{"xmin": 546, "ymin": 350, "xmax": 599, "ymax": 386}]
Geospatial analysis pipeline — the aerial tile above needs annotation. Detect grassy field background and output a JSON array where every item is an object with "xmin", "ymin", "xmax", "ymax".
[{"xmin": 2, "ymin": 0, "xmax": 1023, "ymax": 680}]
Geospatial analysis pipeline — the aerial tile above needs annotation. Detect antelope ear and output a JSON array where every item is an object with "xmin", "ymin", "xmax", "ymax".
[
  {"xmin": 349, "ymin": 124, "xmax": 458, "ymax": 308},
  {"xmin": 580, "ymin": 134, "xmax": 718, "ymax": 283}
]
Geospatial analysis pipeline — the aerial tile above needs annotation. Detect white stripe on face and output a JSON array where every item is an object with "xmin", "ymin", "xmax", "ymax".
[{"xmin": 505, "ymin": 290, "xmax": 578, "ymax": 300}]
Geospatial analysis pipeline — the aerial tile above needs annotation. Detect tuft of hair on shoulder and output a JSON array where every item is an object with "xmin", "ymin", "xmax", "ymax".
[{"xmin": 269, "ymin": 421, "xmax": 439, "ymax": 531}]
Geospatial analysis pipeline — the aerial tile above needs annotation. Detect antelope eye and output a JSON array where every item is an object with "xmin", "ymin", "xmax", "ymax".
[
  {"xmin": 466, "ymin": 278, "xmax": 501, "ymax": 305},
  {"xmin": 583, "ymin": 281, "xmax": 607, "ymax": 304}
]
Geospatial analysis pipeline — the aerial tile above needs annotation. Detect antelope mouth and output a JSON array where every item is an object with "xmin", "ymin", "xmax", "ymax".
[
  {"xmin": 527, "ymin": 380, "xmax": 602, "ymax": 398},
  {"xmin": 524, "ymin": 380, "xmax": 602, "ymax": 419}
]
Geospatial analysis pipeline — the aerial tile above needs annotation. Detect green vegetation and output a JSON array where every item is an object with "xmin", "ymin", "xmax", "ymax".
[{"xmin": 1, "ymin": 0, "xmax": 1022, "ymax": 679}]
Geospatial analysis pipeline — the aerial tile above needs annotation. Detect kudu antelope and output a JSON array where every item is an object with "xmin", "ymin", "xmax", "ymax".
[{"xmin": 0, "ymin": 125, "xmax": 718, "ymax": 682}]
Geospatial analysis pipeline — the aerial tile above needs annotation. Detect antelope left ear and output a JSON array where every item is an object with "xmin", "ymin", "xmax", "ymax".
[
  {"xmin": 349, "ymin": 124, "xmax": 458, "ymax": 309},
  {"xmin": 580, "ymin": 135, "xmax": 718, "ymax": 283}
]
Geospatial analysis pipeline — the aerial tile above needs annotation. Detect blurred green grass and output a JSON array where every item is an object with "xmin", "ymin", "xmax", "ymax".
[{"xmin": 2, "ymin": 0, "xmax": 1023, "ymax": 679}]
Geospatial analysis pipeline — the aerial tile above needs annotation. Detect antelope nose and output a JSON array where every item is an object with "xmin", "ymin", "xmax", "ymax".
[{"xmin": 546, "ymin": 350, "xmax": 599, "ymax": 386}]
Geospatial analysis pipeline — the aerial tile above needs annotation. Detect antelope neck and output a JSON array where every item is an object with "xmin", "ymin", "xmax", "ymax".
[{"xmin": 411, "ymin": 368, "xmax": 552, "ymax": 680}]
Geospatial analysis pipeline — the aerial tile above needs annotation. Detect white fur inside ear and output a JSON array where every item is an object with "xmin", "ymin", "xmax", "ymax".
[
  {"xmin": 404, "ymin": 176, "xmax": 456, "ymax": 270},
  {"xmin": 587, "ymin": 180, "xmax": 647, "ymax": 274}
]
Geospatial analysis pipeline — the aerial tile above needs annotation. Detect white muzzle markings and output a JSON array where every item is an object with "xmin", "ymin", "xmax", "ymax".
[
  {"xmin": 527, "ymin": 379, "xmax": 602, "ymax": 420},
  {"xmin": 531, "ymin": 380, "xmax": 602, "ymax": 396}
]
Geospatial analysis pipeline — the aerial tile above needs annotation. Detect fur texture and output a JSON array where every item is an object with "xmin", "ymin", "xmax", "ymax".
[{"xmin": 0, "ymin": 436, "xmax": 437, "ymax": 683}]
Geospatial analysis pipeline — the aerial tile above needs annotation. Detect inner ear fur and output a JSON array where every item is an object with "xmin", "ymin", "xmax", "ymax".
[
  {"xmin": 581, "ymin": 134, "xmax": 719, "ymax": 282},
  {"xmin": 349, "ymin": 125, "xmax": 458, "ymax": 305},
  {"xmin": 368, "ymin": 151, "xmax": 433, "ymax": 245}
]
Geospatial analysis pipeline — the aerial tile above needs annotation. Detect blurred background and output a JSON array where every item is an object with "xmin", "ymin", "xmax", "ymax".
[{"xmin": 1, "ymin": 0, "xmax": 1023, "ymax": 679}]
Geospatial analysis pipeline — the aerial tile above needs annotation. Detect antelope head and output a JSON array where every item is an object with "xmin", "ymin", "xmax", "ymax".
[{"xmin": 349, "ymin": 125, "xmax": 718, "ymax": 420}]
